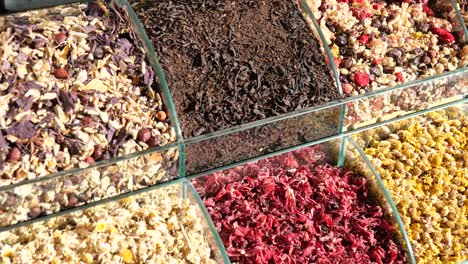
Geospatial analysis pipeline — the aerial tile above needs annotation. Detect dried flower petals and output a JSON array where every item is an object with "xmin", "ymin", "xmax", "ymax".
[
  {"xmin": 196, "ymin": 146, "xmax": 406, "ymax": 263},
  {"xmin": 357, "ymin": 107, "xmax": 467, "ymax": 263},
  {"xmin": 0, "ymin": 2, "xmax": 175, "ymax": 187},
  {"xmin": 0, "ymin": 185, "xmax": 217, "ymax": 264}
]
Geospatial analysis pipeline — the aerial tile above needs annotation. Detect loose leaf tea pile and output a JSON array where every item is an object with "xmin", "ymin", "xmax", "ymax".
[
  {"xmin": 195, "ymin": 146, "xmax": 407, "ymax": 264},
  {"xmin": 131, "ymin": 0, "xmax": 339, "ymax": 137}
]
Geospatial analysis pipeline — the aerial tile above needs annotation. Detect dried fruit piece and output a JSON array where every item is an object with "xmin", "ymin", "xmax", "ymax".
[
  {"xmin": 342, "ymin": 83, "xmax": 354, "ymax": 94},
  {"xmin": 155, "ymin": 111, "xmax": 167, "ymax": 121},
  {"xmin": 354, "ymin": 71, "xmax": 370, "ymax": 87},
  {"xmin": 422, "ymin": 5, "xmax": 434, "ymax": 16},
  {"xmin": 8, "ymin": 147, "xmax": 21, "ymax": 162},
  {"xmin": 53, "ymin": 68, "xmax": 69, "ymax": 79},
  {"xmin": 147, "ymin": 135, "xmax": 162, "ymax": 147},
  {"xmin": 137, "ymin": 128, "xmax": 152, "ymax": 143},
  {"xmin": 431, "ymin": 28, "xmax": 455, "ymax": 44},
  {"xmin": 55, "ymin": 32, "xmax": 67, "ymax": 44},
  {"xmin": 358, "ymin": 34, "xmax": 370, "ymax": 45},
  {"xmin": 92, "ymin": 145, "xmax": 103, "ymax": 160},
  {"xmin": 395, "ymin": 72, "xmax": 404, "ymax": 82}
]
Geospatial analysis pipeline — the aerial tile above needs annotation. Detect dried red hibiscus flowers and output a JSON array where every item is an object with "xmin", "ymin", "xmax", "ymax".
[{"xmin": 197, "ymin": 146, "xmax": 406, "ymax": 264}]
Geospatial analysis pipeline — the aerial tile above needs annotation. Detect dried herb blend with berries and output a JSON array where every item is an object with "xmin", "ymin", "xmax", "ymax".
[
  {"xmin": 194, "ymin": 146, "xmax": 407, "ymax": 264},
  {"xmin": 309, "ymin": 0, "xmax": 467, "ymax": 128},
  {"xmin": 0, "ymin": 2, "xmax": 174, "ymax": 186},
  {"xmin": 130, "ymin": 0, "xmax": 340, "ymax": 137}
]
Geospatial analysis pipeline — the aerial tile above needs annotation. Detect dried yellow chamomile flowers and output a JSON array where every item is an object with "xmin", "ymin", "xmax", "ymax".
[
  {"xmin": 0, "ymin": 185, "xmax": 218, "ymax": 264},
  {"xmin": 360, "ymin": 107, "xmax": 467, "ymax": 264}
]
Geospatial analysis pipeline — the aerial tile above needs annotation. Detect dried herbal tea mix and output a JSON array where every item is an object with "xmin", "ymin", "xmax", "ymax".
[
  {"xmin": 0, "ymin": 185, "xmax": 217, "ymax": 264},
  {"xmin": 0, "ymin": 2, "xmax": 174, "ymax": 186},
  {"xmin": 193, "ymin": 146, "xmax": 407, "ymax": 264},
  {"xmin": 0, "ymin": 2, "xmax": 179, "ymax": 227},
  {"xmin": 309, "ymin": 0, "xmax": 467, "ymax": 127},
  {"xmin": 130, "ymin": 0, "xmax": 340, "ymax": 138},
  {"xmin": 355, "ymin": 107, "xmax": 467, "ymax": 263}
]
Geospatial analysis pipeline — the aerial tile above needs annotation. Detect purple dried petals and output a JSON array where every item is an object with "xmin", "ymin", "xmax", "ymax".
[
  {"xmin": 7, "ymin": 120, "xmax": 36, "ymax": 140},
  {"xmin": 198, "ymin": 147, "xmax": 407, "ymax": 264}
]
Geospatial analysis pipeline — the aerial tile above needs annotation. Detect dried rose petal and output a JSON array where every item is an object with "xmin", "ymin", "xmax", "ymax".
[{"xmin": 197, "ymin": 146, "xmax": 407, "ymax": 263}]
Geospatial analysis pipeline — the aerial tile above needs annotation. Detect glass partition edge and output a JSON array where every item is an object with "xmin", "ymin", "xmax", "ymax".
[
  {"xmin": 0, "ymin": 178, "xmax": 185, "ymax": 233},
  {"xmin": 301, "ymin": 0, "xmax": 343, "ymax": 95},
  {"xmin": 347, "ymin": 137, "xmax": 416, "ymax": 264},
  {"xmin": 186, "ymin": 181, "xmax": 231, "ymax": 264},
  {"xmin": 450, "ymin": 0, "xmax": 468, "ymax": 41},
  {"xmin": 187, "ymin": 98, "xmax": 467, "ymax": 180},
  {"xmin": 120, "ymin": 0, "xmax": 183, "ymax": 141}
]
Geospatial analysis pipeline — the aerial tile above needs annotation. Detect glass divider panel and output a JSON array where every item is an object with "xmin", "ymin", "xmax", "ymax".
[
  {"xmin": 0, "ymin": 144, "xmax": 180, "ymax": 228},
  {"xmin": 344, "ymin": 68, "xmax": 467, "ymax": 131},
  {"xmin": 119, "ymin": 0, "xmax": 183, "ymax": 141},
  {"xmin": 186, "ymin": 180, "xmax": 231, "ymax": 264},
  {"xmin": 300, "ymin": 0, "xmax": 343, "ymax": 95},
  {"xmin": 184, "ymin": 103, "xmax": 343, "ymax": 176},
  {"xmin": 449, "ymin": 0, "xmax": 468, "ymax": 41},
  {"xmin": 344, "ymin": 137, "xmax": 416, "ymax": 264}
]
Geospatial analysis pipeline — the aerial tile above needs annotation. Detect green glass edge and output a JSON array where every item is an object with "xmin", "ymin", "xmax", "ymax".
[
  {"xmin": 0, "ymin": 140, "xmax": 180, "ymax": 192},
  {"xmin": 188, "ymin": 98, "xmax": 466, "ymax": 180},
  {"xmin": 186, "ymin": 181, "xmax": 232, "ymax": 264},
  {"xmin": 187, "ymin": 135, "xmax": 344, "ymax": 180},
  {"xmin": 0, "ymin": 0, "xmax": 86, "ymax": 12},
  {"xmin": 300, "ymin": 0, "xmax": 343, "ymax": 95},
  {"xmin": 119, "ymin": 0, "xmax": 183, "ymax": 141},
  {"xmin": 450, "ymin": 0, "xmax": 468, "ymax": 42},
  {"xmin": 184, "ymin": 67, "xmax": 467, "ymax": 145},
  {"xmin": 0, "ymin": 178, "xmax": 185, "ymax": 233},
  {"xmin": 347, "ymin": 137, "xmax": 417, "ymax": 264}
]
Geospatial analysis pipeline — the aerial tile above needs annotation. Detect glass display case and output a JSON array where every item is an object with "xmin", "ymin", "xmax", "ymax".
[
  {"xmin": 0, "ymin": 179, "xmax": 227, "ymax": 263},
  {"xmin": 350, "ymin": 102, "xmax": 467, "ymax": 263},
  {"xmin": 0, "ymin": 0, "xmax": 181, "ymax": 224},
  {"xmin": 0, "ymin": 3, "xmax": 466, "ymax": 263}
]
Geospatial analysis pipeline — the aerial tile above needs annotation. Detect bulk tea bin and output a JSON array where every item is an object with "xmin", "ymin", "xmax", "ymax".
[
  {"xmin": 351, "ymin": 101, "xmax": 467, "ymax": 263},
  {"xmin": 303, "ymin": 0, "xmax": 468, "ymax": 131},
  {"xmin": 189, "ymin": 137, "xmax": 416, "ymax": 264},
  {"xmin": 126, "ymin": 0, "xmax": 346, "ymax": 176},
  {"xmin": 0, "ymin": 0, "xmax": 181, "ymax": 227},
  {"xmin": 127, "ymin": 0, "xmax": 467, "ymax": 177},
  {"xmin": 0, "ymin": 179, "xmax": 227, "ymax": 263}
]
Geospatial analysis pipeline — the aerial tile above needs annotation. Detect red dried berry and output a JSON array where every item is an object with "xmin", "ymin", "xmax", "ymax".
[
  {"xmin": 53, "ymin": 68, "xmax": 69, "ymax": 79},
  {"xmin": 85, "ymin": 156, "xmax": 95, "ymax": 164},
  {"xmin": 422, "ymin": 5, "xmax": 434, "ymax": 16},
  {"xmin": 354, "ymin": 71, "xmax": 370, "ymax": 87},
  {"xmin": 372, "ymin": 58, "xmax": 382, "ymax": 65},
  {"xmin": 395, "ymin": 72, "xmax": 404, "ymax": 82},
  {"xmin": 431, "ymin": 28, "xmax": 455, "ymax": 44},
  {"xmin": 137, "ymin": 128, "xmax": 152, "ymax": 143},
  {"xmin": 55, "ymin": 32, "xmax": 67, "ymax": 44},
  {"xmin": 372, "ymin": 3, "xmax": 380, "ymax": 10},
  {"xmin": 337, "ymin": 0, "xmax": 349, "ymax": 3},
  {"xmin": 333, "ymin": 58, "xmax": 341, "ymax": 67},
  {"xmin": 342, "ymin": 83, "xmax": 354, "ymax": 94},
  {"xmin": 358, "ymin": 34, "xmax": 370, "ymax": 45},
  {"xmin": 351, "ymin": 8, "xmax": 373, "ymax": 20},
  {"xmin": 8, "ymin": 147, "xmax": 21, "ymax": 162}
]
